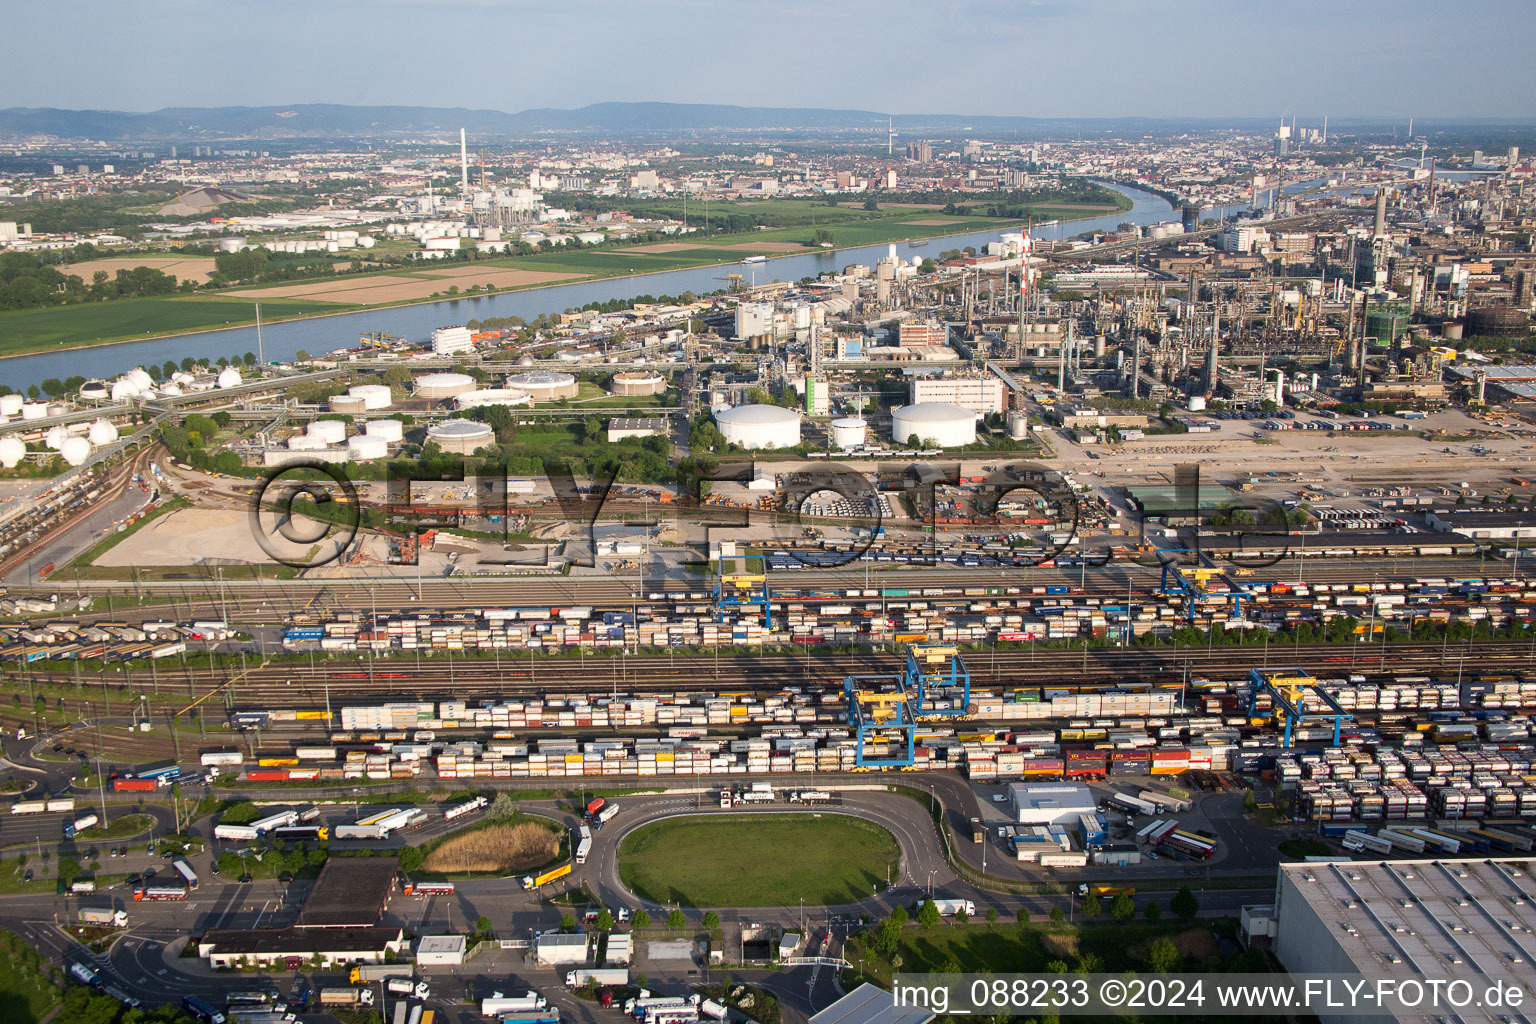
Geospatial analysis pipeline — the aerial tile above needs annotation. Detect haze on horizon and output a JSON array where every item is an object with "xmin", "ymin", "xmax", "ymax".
[{"xmin": 6, "ymin": 0, "xmax": 1535, "ymax": 124}]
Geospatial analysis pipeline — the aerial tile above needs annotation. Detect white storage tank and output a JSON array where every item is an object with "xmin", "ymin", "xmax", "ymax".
[
  {"xmin": 328, "ymin": 395, "xmax": 368, "ymax": 415},
  {"xmin": 78, "ymin": 381, "xmax": 110, "ymax": 402},
  {"xmin": 504, "ymin": 371, "xmax": 578, "ymax": 401},
  {"xmin": 59, "ymin": 436, "xmax": 91, "ymax": 466},
  {"xmin": 20, "ymin": 402, "xmax": 48, "ymax": 420},
  {"xmin": 348, "ymin": 384, "xmax": 393, "ymax": 410},
  {"xmin": 0, "ymin": 436, "xmax": 24, "ymax": 468},
  {"xmin": 287, "ymin": 434, "xmax": 328, "ymax": 451},
  {"xmin": 713, "ymin": 404, "xmax": 801, "ymax": 450},
  {"xmin": 891, "ymin": 402, "xmax": 977, "ymax": 448},
  {"xmin": 425, "ymin": 419, "xmax": 494, "ymax": 455},
  {"xmin": 1188, "ymin": 395, "xmax": 1207, "ymax": 412},
  {"xmin": 88, "ymin": 419, "xmax": 119, "ymax": 445},
  {"xmin": 1007, "ymin": 411, "xmax": 1030, "ymax": 440},
  {"xmin": 363, "ymin": 418, "xmax": 404, "ymax": 442},
  {"xmin": 414, "ymin": 372, "xmax": 476, "ymax": 400},
  {"xmin": 125, "ymin": 368, "xmax": 153, "ymax": 392},
  {"xmin": 609, "ymin": 371, "xmax": 667, "ymax": 397},
  {"xmin": 829, "ymin": 416, "xmax": 867, "ymax": 450},
  {"xmin": 0, "ymin": 394, "xmax": 22, "ymax": 417},
  {"xmin": 307, "ymin": 419, "xmax": 348, "ymax": 445},
  {"xmin": 44, "ymin": 425, "xmax": 71, "ymax": 451},
  {"xmin": 455, "ymin": 388, "xmax": 531, "ymax": 410},
  {"xmin": 216, "ymin": 367, "xmax": 243, "ymax": 389},
  {"xmin": 110, "ymin": 379, "xmax": 142, "ymax": 402},
  {"xmin": 347, "ymin": 434, "xmax": 389, "ymax": 461}
]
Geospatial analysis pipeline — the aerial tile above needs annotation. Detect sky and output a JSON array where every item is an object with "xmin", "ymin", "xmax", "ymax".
[{"xmin": 6, "ymin": 0, "xmax": 1535, "ymax": 120}]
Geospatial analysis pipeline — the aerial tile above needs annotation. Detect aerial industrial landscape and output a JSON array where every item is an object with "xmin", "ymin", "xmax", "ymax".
[{"xmin": 2, "ymin": 6, "xmax": 1536, "ymax": 1024}]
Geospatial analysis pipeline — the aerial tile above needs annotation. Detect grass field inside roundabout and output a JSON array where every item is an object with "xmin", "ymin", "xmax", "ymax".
[{"xmin": 617, "ymin": 813, "xmax": 899, "ymax": 907}]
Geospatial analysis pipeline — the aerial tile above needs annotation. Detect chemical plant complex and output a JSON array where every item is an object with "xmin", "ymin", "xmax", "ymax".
[{"xmin": 2, "ymin": 51, "xmax": 1536, "ymax": 1024}]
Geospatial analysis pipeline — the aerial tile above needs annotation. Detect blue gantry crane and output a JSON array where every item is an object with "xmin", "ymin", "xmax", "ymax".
[
  {"xmin": 1245, "ymin": 667, "xmax": 1354, "ymax": 747},
  {"xmin": 713, "ymin": 554, "xmax": 771, "ymax": 629},
  {"xmin": 1154, "ymin": 548, "xmax": 1252, "ymax": 623},
  {"xmin": 842, "ymin": 673, "xmax": 917, "ymax": 768},
  {"xmin": 903, "ymin": 643, "xmax": 972, "ymax": 717}
]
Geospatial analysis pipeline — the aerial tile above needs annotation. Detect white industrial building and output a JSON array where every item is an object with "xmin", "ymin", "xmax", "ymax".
[
  {"xmin": 890, "ymin": 402, "xmax": 977, "ymax": 447},
  {"xmin": 1267, "ymin": 858, "xmax": 1536, "ymax": 1024},
  {"xmin": 415, "ymin": 934, "xmax": 467, "ymax": 966},
  {"xmin": 504, "ymin": 371, "xmax": 579, "ymax": 402},
  {"xmin": 607, "ymin": 417, "xmax": 667, "ymax": 442},
  {"xmin": 1007, "ymin": 782, "xmax": 1096, "ymax": 826},
  {"xmin": 908, "ymin": 376, "xmax": 1006, "ymax": 415},
  {"xmin": 714, "ymin": 404, "xmax": 801, "ymax": 450},
  {"xmin": 534, "ymin": 932, "xmax": 590, "ymax": 965},
  {"xmin": 432, "ymin": 325, "xmax": 474, "ymax": 355},
  {"xmin": 735, "ymin": 302, "xmax": 776, "ymax": 339}
]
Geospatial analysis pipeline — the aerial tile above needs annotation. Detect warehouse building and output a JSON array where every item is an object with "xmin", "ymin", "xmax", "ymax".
[
  {"xmin": 1007, "ymin": 782, "xmax": 1096, "ymax": 826},
  {"xmin": 907, "ymin": 375, "xmax": 1005, "ymax": 415},
  {"xmin": 1270, "ymin": 858, "xmax": 1536, "ymax": 1024},
  {"xmin": 534, "ymin": 931, "xmax": 590, "ymax": 965},
  {"xmin": 199, "ymin": 926, "xmax": 406, "ymax": 969},
  {"xmin": 416, "ymin": 934, "xmax": 468, "ymax": 966},
  {"xmin": 607, "ymin": 417, "xmax": 668, "ymax": 442},
  {"xmin": 810, "ymin": 983, "xmax": 934, "ymax": 1024},
  {"xmin": 1426, "ymin": 510, "xmax": 1536, "ymax": 541}
]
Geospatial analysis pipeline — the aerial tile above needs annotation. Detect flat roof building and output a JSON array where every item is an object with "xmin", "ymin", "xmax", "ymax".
[
  {"xmin": 810, "ymin": 983, "xmax": 935, "ymax": 1024},
  {"xmin": 416, "ymin": 934, "xmax": 469, "ymax": 966},
  {"xmin": 298, "ymin": 857, "xmax": 398, "ymax": 928},
  {"xmin": 199, "ymin": 926, "xmax": 406, "ymax": 970},
  {"xmin": 907, "ymin": 375, "xmax": 1005, "ymax": 415},
  {"xmin": 1272, "ymin": 857, "xmax": 1536, "ymax": 1024},
  {"xmin": 1007, "ymin": 782, "xmax": 1096, "ymax": 826}
]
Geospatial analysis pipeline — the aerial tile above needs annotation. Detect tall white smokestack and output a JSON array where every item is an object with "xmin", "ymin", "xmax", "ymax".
[{"xmin": 460, "ymin": 128, "xmax": 469, "ymax": 196}]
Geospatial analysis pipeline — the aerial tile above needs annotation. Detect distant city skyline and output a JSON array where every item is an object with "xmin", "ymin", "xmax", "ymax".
[{"xmin": 6, "ymin": 0, "xmax": 1535, "ymax": 122}]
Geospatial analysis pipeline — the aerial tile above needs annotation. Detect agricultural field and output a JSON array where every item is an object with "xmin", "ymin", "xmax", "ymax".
[
  {"xmin": 618, "ymin": 813, "xmax": 898, "ymax": 907},
  {"xmin": 0, "ymin": 295, "xmax": 350, "ymax": 355}
]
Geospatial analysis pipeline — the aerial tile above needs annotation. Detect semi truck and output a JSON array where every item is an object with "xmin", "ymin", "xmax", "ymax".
[
  {"xmin": 318, "ymin": 988, "xmax": 375, "ymax": 1007},
  {"xmin": 566, "ymin": 968, "xmax": 629, "ymax": 987},
  {"xmin": 133, "ymin": 885, "xmax": 188, "ymax": 901},
  {"xmin": 350, "ymin": 964, "xmax": 413, "ymax": 984},
  {"xmin": 10, "ymin": 800, "xmax": 47, "ymax": 815},
  {"xmin": 443, "ymin": 796, "xmax": 488, "ymax": 821},
  {"xmin": 63, "ymin": 813, "xmax": 99, "ymax": 837},
  {"xmin": 79, "ymin": 907, "xmax": 129, "ymax": 927},
  {"xmin": 401, "ymin": 880, "xmax": 456, "ymax": 896},
  {"xmin": 183, "ymin": 995, "xmax": 227, "ymax": 1024},
  {"xmin": 69, "ymin": 962, "xmax": 100, "ymax": 986},
  {"xmin": 700, "ymin": 1000, "xmax": 729, "ymax": 1021},
  {"xmin": 70, "ymin": 880, "xmax": 96, "ymax": 893},
  {"xmin": 926, "ymin": 899, "xmax": 976, "ymax": 917},
  {"xmin": 593, "ymin": 802, "xmax": 619, "ymax": 828},
  {"xmin": 480, "ymin": 993, "xmax": 548, "ymax": 1016},
  {"xmin": 384, "ymin": 978, "xmax": 431, "ymax": 999},
  {"xmin": 521, "ymin": 863, "xmax": 572, "ymax": 890}
]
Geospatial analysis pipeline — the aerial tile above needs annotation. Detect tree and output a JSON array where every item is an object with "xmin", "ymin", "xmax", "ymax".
[
  {"xmin": 919, "ymin": 258, "xmax": 937, "ymax": 274},
  {"xmin": 986, "ymin": 907, "xmax": 998, "ymax": 924},
  {"xmin": 295, "ymin": 349, "xmax": 310, "ymax": 362},
  {"xmin": 1144, "ymin": 900, "xmax": 1161, "ymax": 921},
  {"xmin": 667, "ymin": 909, "xmax": 686, "ymax": 929},
  {"xmin": 1049, "ymin": 906, "xmax": 1065, "ymax": 923},
  {"xmin": 1110, "ymin": 892, "xmax": 1136, "ymax": 921},
  {"xmin": 595, "ymin": 909, "xmax": 614, "ymax": 932},
  {"xmin": 632, "ymin": 910, "xmax": 651, "ymax": 930},
  {"xmin": 1016, "ymin": 906, "xmax": 1030, "ymax": 924},
  {"xmin": 1171, "ymin": 885, "xmax": 1199, "ymax": 921},
  {"xmin": 476, "ymin": 915, "xmax": 493, "ymax": 936},
  {"xmin": 1147, "ymin": 937, "xmax": 1180, "ymax": 973},
  {"xmin": 1081, "ymin": 893, "xmax": 1102, "ymax": 917},
  {"xmin": 907, "ymin": 433, "xmax": 922, "ymax": 449},
  {"xmin": 890, "ymin": 905, "xmax": 908, "ymax": 927},
  {"xmin": 812, "ymin": 228, "xmax": 835, "ymax": 246},
  {"xmin": 702, "ymin": 911, "xmax": 720, "ymax": 929},
  {"xmin": 917, "ymin": 899, "xmax": 941, "ymax": 929},
  {"xmin": 560, "ymin": 913, "xmax": 576, "ymax": 931},
  {"xmin": 954, "ymin": 907, "xmax": 969, "ymax": 924},
  {"xmin": 485, "ymin": 792, "xmax": 520, "ymax": 822}
]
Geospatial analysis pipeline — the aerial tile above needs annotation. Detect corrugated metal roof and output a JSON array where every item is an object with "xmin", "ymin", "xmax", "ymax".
[{"xmin": 810, "ymin": 984, "xmax": 934, "ymax": 1024}]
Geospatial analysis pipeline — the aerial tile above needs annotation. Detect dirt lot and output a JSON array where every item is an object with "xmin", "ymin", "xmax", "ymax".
[
  {"xmin": 59, "ymin": 256, "xmax": 221, "ymax": 285},
  {"xmin": 96, "ymin": 506, "xmax": 349, "ymax": 567},
  {"xmin": 237, "ymin": 267, "xmax": 586, "ymax": 305},
  {"xmin": 420, "ymin": 822, "xmax": 556, "ymax": 874},
  {"xmin": 711, "ymin": 241, "xmax": 810, "ymax": 253}
]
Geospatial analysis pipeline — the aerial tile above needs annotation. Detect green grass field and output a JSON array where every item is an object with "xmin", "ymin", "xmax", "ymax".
[
  {"xmin": 74, "ymin": 812, "xmax": 154, "ymax": 842},
  {"xmin": 0, "ymin": 929, "xmax": 61, "ymax": 1024},
  {"xmin": 618, "ymin": 813, "xmax": 898, "ymax": 907},
  {"xmin": 0, "ymin": 295, "xmax": 353, "ymax": 355}
]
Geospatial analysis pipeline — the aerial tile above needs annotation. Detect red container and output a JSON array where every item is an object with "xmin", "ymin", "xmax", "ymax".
[
  {"xmin": 1065, "ymin": 750, "xmax": 1106, "ymax": 763},
  {"xmin": 113, "ymin": 778, "xmax": 157, "ymax": 791},
  {"xmin": 246, "ymin": 769, "xmax": 290, "ymax": 781}
]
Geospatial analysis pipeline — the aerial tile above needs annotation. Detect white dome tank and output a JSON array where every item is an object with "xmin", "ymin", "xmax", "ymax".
[
  {"xmin": 88, "ymin": 419, "xmax": 120, "ymax": 445},
  {"xmin": 713, "ymin": 404, "xmax": 802, "ymax": 450},
  {"xmin": 44, "ymin": 426, "xmax": 71, "ymax": 450},
  {"xmin": 110, "ymin": 379, "xmax": 142, "ymax": 402},
  {"xmin": 346, "ymin": 434, "xmax": 389, "ymax": 461},
  {"xmin": 78, "ymin": 381, "xmax": 110, "ymax": 402},
  {"xmin": 0, "ymin": 436, "xmax": 24, "ymax": 468},
  {"xmin": 216, "ymin": 367, "xmax": 243, "ymax": 389},
  {"xmin": 159, "ymin": 383, "xmax": 182, "ymax": 397},
  {"xmin": 363, "ymin": 419, "xmax": 404, "ymax": 442},
  {"xmin": 59, "ymin": 436, "xmax": 92, "ymax": 466},
  {"xmin": 306, "ymin": 419, "xmax": 348, "ymax": 444},
  {"xmin": 0, "ymin": 395, "xmax": 22, "ymax": 417},
  {"xmin": 347, "ymin": 384, "xmax": 393, "ymax": 410},
  {"xmin": 829, "ymin": 417, "xmax": 867, "ymax": 449},
  {"xmin": 125, "ymin": 368, "xmax": 153, "ymax": 391},
  {"xmin": 1188, "ymin": 395, "xmax": 1207, "ymax": 412},
  {"xmin": 890, "ymin": 402, "xmax": 978, "ymax": 448}
]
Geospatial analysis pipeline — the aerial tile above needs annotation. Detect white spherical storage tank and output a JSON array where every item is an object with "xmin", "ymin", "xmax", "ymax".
[
  {"xmin": 125, "ymin": 368, "xmax": 152, "ymax": 392},
  {"xmin": 216, "ymin": 367, "xmax": 243, "ymax": 389},
  {"xmin": 59, "ymin": 436, "xmax": 92, "ymax": 466},
  {"xmin": 829, "ymin": 417, "xmax": 867, "ymax": 449},
  {"xmin": 426, "ymin": 419, "xmax": 494, "ymax": 455},
  {"xmin": 0, "ymin": 436, "xmax": 24, "ymax": 468},
  {"xmin": 110, "ymin": 379, "xmax": 142, "ymax": 402},
  {"xmin": 891, "ymin": 402, "xmax": 977, "ymax": 448},
  {"xmin": 307, "ymin": 419, "xmax": 348, "ymax": 445},
  {"xmin": 43, "ymin": 425, "xmax": 71, "ymax": 451},
  {"xmin": 78, "ymin": 381, "xmax": 110, "ymax": 402},
  {"xmin": 88, "ymin": 419, "xmax": 119, "ymax": 445},
  {"xmin": 0, "ymin": 395, "xmax": 22, "ymax": 417},
  {"xmin": 504, "ymin": 371, "xmax": 578, "ymax": 402},
  {"xmin": 714, "ymin": 404, "xmax": 801, "ymax": 450},
  {"xmin": 346, "ymin": 434, "xmax": 389, "ymax": 461},
  {"xmin": 414, "ymin": 372, "xmax": 476, "ymax": 400},
  {"xmin": 348, "ymin": 384, "xmax": 393, "ymax": 410},
  {"xmin": 455, "ymin": 388, "xmax": 531, "ymax": 410},
  {"xmin": 363, "ymin": 418, "xmax": 404, "ymax": 442}
]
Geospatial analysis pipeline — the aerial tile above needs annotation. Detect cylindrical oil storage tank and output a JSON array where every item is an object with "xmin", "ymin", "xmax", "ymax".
[
  {"xmin": 891, "ymin": 402, "xmax": 977, "ymax": 448},
  {"xmin": 0, "ymin": 395, "xmax": 22, "ymax": 417},
  {"xmin": 426, "ymin": 418, "xmax": 494, "ymax": 455},
  {"xmin": 79, "ymin": 380, "xmax": 110, "ymax": 402},
  {"xmin": 1007, "ymin": 411, "xmax": 1030, "ymax": 440},
  {"xmin": 348, "ymin": 384, "xmax": 393, "ymax": 410},
  {"xmin": 609, "ymin": 371, "xmax": 666, "ymax": 397},
  {"xmin": 216, "ymin": 367, "xmax": 243, "ymax": 389},
  {"xmin": 60, "ymin": 436, "xmax": 91, "ymax": 466},
  {"xmin": 328, "ymin": 394, "xmax": 368, "ymax": 415},
  {"xmin": 714, "ymin": 404, "xmax": 801, "ymax": 450},
  {"xmin": 829, "ymin": 416, "xmax": 867, "ymax": 449},
  {"xmin": 46, "ymin": 403, "xmax": 68, "ymax": 417},
  {"xmin": 88, "ymin": 419, "xmax": 119, "ymax": 445},
  {"xmin": 363, "ymin": 418, "xmax": 404, "ymax": 442},
  {"xmin": 504, "ymin": 371, "xmax": 578, "ymax": 401},
  {"xmin": 414, "ymin": 372, "xmax": 476, "ymax": 401},
  {"xmin": 287, "ymin": 434, "xmax": 328, "ymax": 451},
  {"xmin": 1441, "ymin": 321, "xmax": 1463, "ymax": 341},
  {"xmin": 0, "ymin": 436, "xmax": 24, "ymax": 468},
  {"xmin": 346, "ymin": 434, "xmax": 389, "ymax": 461},
  {"xmin": 1093, "ymin": 335, "xmax": 1106, "ymax": 358},
  {"xmin": 307, "ymin": 419, "xmax": 348, "ymax": 445},
  {"xmin": 20, "ymin": 402, "xmax": 48, "ymax": 420},
  {"xmin": 1188, "ymin": 395, "xmax": 1207, "ymax": 412},
  {"xmin": 455, "ymin": 388, "xmax": 530, "ymax": 410}
]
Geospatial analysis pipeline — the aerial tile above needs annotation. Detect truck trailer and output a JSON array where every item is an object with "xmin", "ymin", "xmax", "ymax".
[
  {"xmin": 567, "ymin": 968, "xmax": 629, "ymax": 987},
  {"xmin": 78, "ymin": 907, "xmax": 128, "ymax": 927}
]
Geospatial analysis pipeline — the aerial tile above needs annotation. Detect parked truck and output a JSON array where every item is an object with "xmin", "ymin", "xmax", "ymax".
[
  {"xmin": 566, "ymin": 968, "xmax": 629, "ymax": 987},
  {"xmin": 480, "ymin": 993, "xmax": 547, "ymax": 1016},
  {"xmin": 521, "ymin": 863, "xmax": 572, "ymax": 890},
  {"xmin": 79, "ymin": 907, "xmax": 128, "ymax": 927},
  {"xmin": 318, "ymin": 988, "xmax": 375, "ymax": 1007},
  {"xmin": 9, "ymin": 800, "xmax": 47, "ymax": 815},
  {"xmin": 700, "ymin": 1000, "xmax": 729, "ymax": 1021},
  {"xmin": 63, "ymin": 813, "xmax": 99, "ymax": 838},
  {"xmin": 385, "ymin": 978, "xmax": 431, "ymax": 999},
  {"xmin": 927, "ymin": 899, "xmax": 976, "ymax": 917},
  {"xmin": 350, "ymin": 964, "xmax": 413, "ymax": 984}
]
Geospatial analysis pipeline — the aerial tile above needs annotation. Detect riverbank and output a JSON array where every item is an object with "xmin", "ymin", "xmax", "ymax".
[{"xmin": 0, "ymin": 193, "xmax": 1130, "ymax": 363}]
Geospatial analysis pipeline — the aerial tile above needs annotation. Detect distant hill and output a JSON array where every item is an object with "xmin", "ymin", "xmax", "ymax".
[{"xmin": 0, "ymin": 102, "xmax": 1301, "ymax": 142}]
